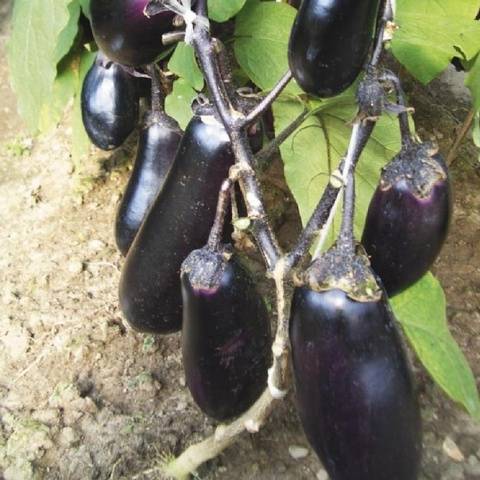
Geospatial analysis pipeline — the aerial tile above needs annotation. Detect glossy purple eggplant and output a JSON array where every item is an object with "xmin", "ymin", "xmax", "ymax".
[
  {"xmin": 115, "ymin": 111, "xmax": 182, "ymax": 256},
  {"xmin": 290, "ymin": 251, "xmax": 422, "ymax": 480},
  {"xmin": 81, "ymin": 53, "xmax": 139, "ymax": 150},
  {"xmin": 362, "ymin": 143, "xmax": 452, "ymax": 295},
  {"xmin": 288, "ymin": 0, "xmax": 382, "ymax": 97},
  {"xmin": 119, "ymin": 114, "xmax": 234, "ymax": 334},
  {"xmin": 91, "ymin": 0, "xmax": 175, "ymax": 67},
  {"xmin": 181, "ymin": 246, "xmax": 271, "ymax": 420}
]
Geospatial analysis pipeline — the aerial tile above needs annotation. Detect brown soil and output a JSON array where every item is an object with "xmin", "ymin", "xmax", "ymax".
[{"xmin": 1, "ymin": 4, "xmax": 479, "ymax": 480}]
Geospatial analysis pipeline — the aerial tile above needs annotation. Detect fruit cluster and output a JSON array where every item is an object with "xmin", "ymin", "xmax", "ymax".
[{"xmin": 81, "ymin": 0, "xmax": 452, "ymax": 478}]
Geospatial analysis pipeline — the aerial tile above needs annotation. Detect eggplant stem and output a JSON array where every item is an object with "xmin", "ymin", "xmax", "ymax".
[
  {"xmin": 207, "ymin": 178, "xmax": 234, "ymax": 251},
  {"xmin": 146, "ymin": 63, "xmax": 165, "ymax": 113}
]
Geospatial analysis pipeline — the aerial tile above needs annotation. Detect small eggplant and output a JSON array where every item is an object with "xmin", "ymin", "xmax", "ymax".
[
  {"xmin": 288, "ymin": 0, "xmax": 382, "ymax": 97},
  {"xmin": 290, "ymin": 248, "xmax": 422, "ymax": 480},
  {"xmin": 81, "ymin": 53, "xmax": 139, "ymax": 150},
  {"xmin": 181, "ymin": 246, "xmax": 271, "ymax": 420},
  {"xmin": 361, "ymin": 143, "xmax": 452, "ymax": 295},
  {"xmin": 90, "ymin": 0, "xmax": 175, "ymax": 67},
  {"xmin": 119, "ymin": 114, "xmax": 234, "ymax": 334},
  {"xmin": 115, "ymin": 111, "xmax": 182, "ymax": 256}
]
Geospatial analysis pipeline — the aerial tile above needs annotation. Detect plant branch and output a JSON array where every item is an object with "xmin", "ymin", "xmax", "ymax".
[
  {"xmin": 240, "ymin": 71, "xmax": 293, "ymax": 127},
  {"xmin": 207, "ymin": 178, "xmax": 234, "ymax": 251},
  {"xmin": 447, "ymin": 108, "xmax": 475, "ymax": 166}
]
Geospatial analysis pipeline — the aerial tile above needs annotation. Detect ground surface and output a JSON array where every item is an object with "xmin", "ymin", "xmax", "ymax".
[{"xmin": 1, "ymin": 4, "xmax": 480, "ymax": 480}]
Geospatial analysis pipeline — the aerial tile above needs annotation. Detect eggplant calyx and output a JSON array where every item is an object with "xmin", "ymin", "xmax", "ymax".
[
  {"xmin": 356, "ymin": 67, "xmax": 386, "ymax": 121},
  {"xmin": 181, "ymin": 245, "xmax": 233, "ymax": 291},
  {"xmin": 381, "ymin": 142, "xmax": 447, "ymax": 197},
  {"xmin": 300, "ymin": 247, "xmax": 382, "ymax": 303}
]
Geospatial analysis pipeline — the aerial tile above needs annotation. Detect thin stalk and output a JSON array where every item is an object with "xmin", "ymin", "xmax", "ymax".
[
  {"xmin": 207, "ymin": 179, "xmax": 233, "ymax": 251},
  {"xmin": 336, "ymin": 160, "xmax": 356, "ymax": 257},
  {"xmin": 146, "ymin": 64, "xmax": 164, "ymax": 114},
  {"xmin": 447, "ymin": 108, "xmax": 475, "ymax": 166}
]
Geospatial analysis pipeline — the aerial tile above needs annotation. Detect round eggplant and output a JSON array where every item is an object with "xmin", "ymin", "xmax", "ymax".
[
  {"xmin": 119, "ymin": 115, "xmax": 234, "ymax": 334},
  {"xmin": 288, "ymin": 0, "xmax": 382, "ymax": 97},
  {"xmin": 90, "ymin": 0, "xmax": 175, "ymax": 67},
  {"xmin": 362, "ymin": 143, "xmax": 452, "ymax": 295},
  {"xmin": 115, "ymin": 111, "xmax": 182, "ymax": 256},
  {"xmin": 290, "ymin": 251, "xmax": 422, "ymax": 480},
  {"xmin": 181, "ymin": 246, "xmax": 271, "ymax": 420},
  {"xmin": 81, "ymin": 53, "xmax": 139, "ymax": 150}
]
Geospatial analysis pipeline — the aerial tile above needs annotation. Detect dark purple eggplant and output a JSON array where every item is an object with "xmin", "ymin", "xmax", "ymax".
[
  {"xmin": 119, "ymin": 114, "xmax": 234, "ymax": 334},
  {"xmin": 181, "ymin": 246, "xmax": 271, "ymax": 420},
  {"xmin": 290, "ymin": 249, "xmax": 422, "ymax": 480},
  {"xmin": 362, "ymin": 143, "xmax": 452, "ymax": 296},
  {"xmin": 115, "ymin": 111, "xmax": 182, "ymax": 256},
  {"xmin": 288, "ymin": 0, "xmax": 382, "ymax": 97},
  {"xmin": 90, "ymin": 0, "xmax": 175, "ymax": 67},
  {"xmin": 81, "ymin": 53, "xmax": 139, "ymax": 150}
]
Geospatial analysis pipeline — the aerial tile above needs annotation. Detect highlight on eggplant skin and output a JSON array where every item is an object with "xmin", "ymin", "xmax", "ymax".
[
  {"xmin": 289, "ymin": 255, "xmax": 422, "ymax": 480},
  {"xmin": 90, "ymin": 0, "xmax": 175, "ymax": 67},
  {"xmin": 81, "ymin": 53, "xmax": 139, "ymax": 151},
  {"xmin": 181, "ymin": 247, "xmax": 271, "ymax": 421},
  {"xmin": 119, "ymin": 115, "xmax": 234, "ymax": 334},
  {"xmin": 362, "ymin": 147, "xmax": 452, "ymax": 296},
  {"xmin": 115, "ymin": 112, "xmax": 182, "ymax": 256},
  {"xmin": 288, "ymin": 0, "xmax": 382, "ymax": 98}
]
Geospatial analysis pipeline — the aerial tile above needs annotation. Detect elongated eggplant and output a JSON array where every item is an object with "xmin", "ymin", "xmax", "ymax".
[
  {"xmin": 119, "ymin": 114, "xmax": 234, "ymax": 334},
  {"xmin": 115, "ymin": 111, "xmax": 182, "ymax": 256},
  {"xmin": 181, "ymin": 246, "xmax": 271, "ymax": 420},
  {"xmin": 362, "ymin": 143, "xmax": 452, "ymax": 295},
  {"xmin": 288, "ymin": 0, "xmax": 382, "ymax": 97},
  {"xmin": 290, "ymin": 249, "xmax": 422, "ymax": 480},
  {"xmin": 91, "ymin": 0, "xmax": 175, "ymax": 67},
  {"xmin": 81, "ymin": 53, "xmax": 139, "ymax": 150}
]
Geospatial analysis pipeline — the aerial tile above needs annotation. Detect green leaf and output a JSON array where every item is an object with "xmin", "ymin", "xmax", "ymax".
[
  {"xmin": 71, "ymin": 49, "xmax": 96, "ymax": 164},
  {"xmin": 165, "ymin": 79, "xmax": 197, "ymax": 130},
  {"xmin": 466, "ymin": 53, "xmax": 480, "ymax": 112},
  {"xmin": 8, "ymin": 0, "xmax": 80, "ymax": 132},
  {"xmin": 391, "ymin": 273, "xmax": 480, "ymax": 419},
  {"xmin": 208, "ymin": 0, "xmax": 246, "ymax": 22},
  {"xmin": 168, "ymin": 42, "xmax": 204, "ymax": 91},
  {"xmin": 79, "ymin": 0, "xmax": 90, "ymax": 19},
  {"xmin": 55, "ymin": 0, "xmax": 81, "ymax": 62},
  {"xmin": 234, "ymin": 0, "xmax": 300, "ymax": 94},
  {"xmin": 391, "ymin": 0, "xmax": 480, "ymax": 84},
  {"xmin": 273, "ymin": 91, "xmax": 400, "ymax": 243}
]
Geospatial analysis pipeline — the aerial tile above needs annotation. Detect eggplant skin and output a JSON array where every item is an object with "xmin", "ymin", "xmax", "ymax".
[
  {"xmin": 361, "ymin": 170, "xmax": 451, "ymax": 296},
  {"xmin": 119, "ymin": 116, "xmax": 234, "ymax": 334},
  {"xmin": 91, "ymin": 0, "xmax": 175, "ymax": 67},
  {"xmin": 81, "ymin": 56, "xmax": 139, "ymax": 150},
  {"xmin": 182, "ymin": 255, "xmax": 271, "ymax": 420},
  {"xmin": 290, "ymin": 287, "xmax": 422, "ymax": 480},
  {"xmin": 115, "ymin": 113, "xmax": 182, "ymax": 256},
  {"xmin": 288, "ymin": 0, "xmax": 381, "ymax": 97}
]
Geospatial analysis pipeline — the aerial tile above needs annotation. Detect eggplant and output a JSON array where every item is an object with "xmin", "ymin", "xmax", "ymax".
[
  {"xmin": 91, "ymin": 0, "xmax": 175, "ymax": 67},
  {"xmin": 81, "ymin": 53, "xmax": 139, "ymax": 150},
  {"xmin": 115, "ymin": 111, "xmax": 182, "ymax": 256},
  {"xmin": 181, "ymin": 246, "xmax": 271, "ymax": 420},
  {"xmin": 288, "ymin": 0, "xmax": 382, "ymax": 97},
  {"xmin": 290, "ymin": 250, "xmax": 422, "ymax": 480},
  {"xmin": 119, "ymin": 114, "xmax": 234, "ymax": 334},
  {"xmin": 362, "ymin": 143, "xmax": 452, "ymax": 295}
]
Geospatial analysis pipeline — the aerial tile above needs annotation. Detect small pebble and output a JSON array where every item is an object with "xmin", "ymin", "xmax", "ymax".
[
  {"xmin": 88, "ymin": 239, "xmax": 105, "ymax": 252},
  {"xmin": 443, "ymin": 436, "xmax": 465, "ymax": 462},
  {"xmin": 68, "ymin": 260, "xmax": 84, "ymax": 274},
  {"xmin": 288, "ymin": 445, "xmax": 309, "ymax": 460}
]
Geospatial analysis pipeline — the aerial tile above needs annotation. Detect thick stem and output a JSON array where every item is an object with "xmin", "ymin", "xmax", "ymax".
[
  {"xmin": 287, "ymin": 121, "xmax": 376, "ymax": 267},
  {"xmin": 240, "ymin": 71, "xmax": 293, "ymax": 127},
  {"xmin": 207, "ymin": 178, "xmax": 233, "ymax": 251}
]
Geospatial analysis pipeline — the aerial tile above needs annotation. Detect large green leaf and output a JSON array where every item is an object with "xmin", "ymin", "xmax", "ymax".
[
  {"xmin": 273, "ymin": 91, "xmax": 400, "ymax": 243},
  {"xmin": 234, "ymin": 0, "xmax": 300, "ymax": 94},
  {"xmin": 168, "ymin": 42, "xmax": 204, "ymax": 91},
  {"xmin": 208, "ymin": 0, "xmax": 246, "ymax": 22},
  {"xmin": 391, "ymin": 0, "xmax": 480, "ymax": 84},
  {"xmin": 8, "ymin": 0, "xmax": 80, "ymax": 132},
  {"xmin": 391, "ymin": 274, "xmax": 480, "ymax": 419}
]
